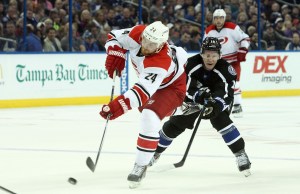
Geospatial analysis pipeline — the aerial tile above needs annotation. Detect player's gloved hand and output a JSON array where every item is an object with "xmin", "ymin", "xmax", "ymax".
[
  {"xmin": 237, "ymin": 47, "xmax": 248, "ymax": 62},
  {"xmin": 173, "ymin": 102, "xmax": 203, "ymax": 116},
  {"xmin": 200, "ymin": 97, "xmax": 222, "ymax": 119},
  {"xmin": 105, "ymin": 45, "xmax": 127, "ymax": 78},
  {"xmin": 193, "ymin": 87, "xmax": 211, "ymax": 104},
  {"xmin": 99, "ymin": 95, "xmax": 131, "ymax": 120}
]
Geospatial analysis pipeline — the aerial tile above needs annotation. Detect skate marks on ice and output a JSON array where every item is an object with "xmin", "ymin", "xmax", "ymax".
[{"xmin": 0, "ymin": 97, "xmax": 300, "ymax": 193}]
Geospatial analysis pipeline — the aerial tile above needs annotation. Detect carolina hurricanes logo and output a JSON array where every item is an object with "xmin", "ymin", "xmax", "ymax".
[{"xmin": 218, "ymin": 37, "xmax": 228, "ymax": 44}]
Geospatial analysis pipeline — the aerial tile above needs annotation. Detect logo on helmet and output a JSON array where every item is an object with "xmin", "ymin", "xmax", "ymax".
[
  {"xmin": 150, "ymin": 27, "xmax": 156, "ymax": 33},
  {"xmin": 201, "ymin": 37, "xmax": 221, "ymax": 54}
]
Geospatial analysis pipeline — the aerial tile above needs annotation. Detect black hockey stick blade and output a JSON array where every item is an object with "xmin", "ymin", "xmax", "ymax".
[
  {"xmin": 171, "ymin": 113, "xmax": 203, "ymax": 169},
  {"xmin": 151, "ymin": 158, "xmax": 185, "ymax": 172},
  {"xmin": 153, "ymin": 110, "xmax": 204, "ymax": 172},
  {"xmin": 152, "ymin": 153, "xmax": 190, "ymax": 172},
  {"xmin": 0, "ymin": 185, "xmax": 17, "ymax": 194},
  {"xmin": 173, "ymin": 160, "xmax": 185, "ymax": 168},
  {"xmin": 86, "ymin": 156, "xmax": 96, "ymax": 172}
]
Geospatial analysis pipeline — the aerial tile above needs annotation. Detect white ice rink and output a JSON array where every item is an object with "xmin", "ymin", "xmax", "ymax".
[{"xmin": 0, "ymin": 96, "xmax": 300, "ymax": 194}]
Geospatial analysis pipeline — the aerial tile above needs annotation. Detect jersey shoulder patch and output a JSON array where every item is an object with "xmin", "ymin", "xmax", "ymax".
[
  {"xmin": 228, "ymin": 65, "xmax": 237, "ymax": 76},
  {"xmin": 215, "ymin": 59, "xmax": 236, "ymax": 76},
  {"xmin": 129, "ymin": 25, "xmax": 146, "ymax": 44}
]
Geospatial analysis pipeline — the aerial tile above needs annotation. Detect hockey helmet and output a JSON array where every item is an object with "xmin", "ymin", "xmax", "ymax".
[
  {"xmin": 201, "ymin": 37, "xmax": 221, "ymax": 54},
  {"xmin": 142, "ymin": 21, "xmax": 169, "ymax": 46},
  {"xmin": 213, "ymin": 9, "xmax": 226, "ymax": 19}
]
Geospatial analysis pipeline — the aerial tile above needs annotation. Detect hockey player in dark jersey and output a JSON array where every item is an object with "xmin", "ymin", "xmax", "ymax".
[{"xmin": 149, "ymin": 37, "xmax": 251, "ymax": 176}]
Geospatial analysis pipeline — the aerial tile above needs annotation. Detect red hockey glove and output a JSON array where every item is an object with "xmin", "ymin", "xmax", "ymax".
[
  {"xmin": 99, "ymin": 95, "xmax": 131, "ymax": 120},
  {"xmin": 105, "ymin": 45, "xmax": 127, "ymax": 78},
  {"xmin": 237, "ymin": 47, "xmax": 248, "ymax": 62}
]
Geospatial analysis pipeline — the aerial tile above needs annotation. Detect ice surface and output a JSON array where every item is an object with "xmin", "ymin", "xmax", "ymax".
[{"xmin": 0, "ymin": 97, "xmax": 299, "ymax": 194}]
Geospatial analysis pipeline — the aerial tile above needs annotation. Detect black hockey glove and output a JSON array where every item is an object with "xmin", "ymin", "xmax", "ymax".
[
  {"xmin": 193, "ymin": 87, "xmax": 211, "ymax": 104},
  {"xmin": 201, "ymin": 97, "xmax": 222, "ymax": 119},
  {"xmin": 173, "ymin": 102, "xmax": 203, "ymax": 116}
]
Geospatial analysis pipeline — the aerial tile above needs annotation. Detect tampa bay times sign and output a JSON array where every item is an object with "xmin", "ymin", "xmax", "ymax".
[
  {"xmin": 0, "ymin": 53, "xmax": 120, "ymax": 101},
  {"xmin": 15, "ymin": 63, "xmax": 108, "ymax": 86}
]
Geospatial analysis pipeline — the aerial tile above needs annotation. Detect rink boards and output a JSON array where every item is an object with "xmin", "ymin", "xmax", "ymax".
[{"xmin": 0, "ymin": 52, "xmax": 299, "ymax": 108}]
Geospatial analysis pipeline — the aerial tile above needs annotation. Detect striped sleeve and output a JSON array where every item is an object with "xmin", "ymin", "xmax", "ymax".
[{"xmin": 130, "ymin": 83, "xmax": 151, "ymax": 107}]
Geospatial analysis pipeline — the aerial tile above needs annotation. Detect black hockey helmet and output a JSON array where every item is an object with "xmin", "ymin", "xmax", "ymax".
[{"xmin": 201, "ymin": 37, "xmax": 221, "ymax": 55}]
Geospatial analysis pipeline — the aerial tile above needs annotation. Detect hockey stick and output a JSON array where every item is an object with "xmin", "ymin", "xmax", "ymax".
[
  {"xmin": 0, "ymin": 185, "xmax": 17, "ymax": 194},
  {"xmin": 86, "ymin": 71, "xmax": 117, "ymax": 172},
  {"xmin": 153, "ymin": 110, "xmax": 204, "ymax": 172}
]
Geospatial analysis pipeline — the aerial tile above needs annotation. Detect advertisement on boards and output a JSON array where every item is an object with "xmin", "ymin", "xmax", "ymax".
[
  {"xmin": 242, "ymin": 52, "xmax": 298, "ymax": 91},
  {"xmin": 0, "ymin": 54, "xmax": 119, "ymax": 100},
  {"xmin": 1, "ymin": 52, "xmax": 299, "ymax": 107}
]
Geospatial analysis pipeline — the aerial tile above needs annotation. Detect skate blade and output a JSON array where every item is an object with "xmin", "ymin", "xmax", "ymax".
[
  {"xmin": 242, "ymin": 169, "xmax": 251, "ymax": 177},
  {"xmin": 128, "ymin": 181, "xmax": 141, "ymax": 189}
]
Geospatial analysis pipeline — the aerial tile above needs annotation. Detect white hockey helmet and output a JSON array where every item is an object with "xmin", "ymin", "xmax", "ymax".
[
  {"xmin": 142, "ymin": 21, "xmax": 169, "ymax": 46},
  {"xmin": 213, "ymin": 9, "xmax": 226, "ymax": 19}
]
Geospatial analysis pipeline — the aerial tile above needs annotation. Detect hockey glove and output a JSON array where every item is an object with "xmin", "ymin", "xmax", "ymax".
[
  {"xmin": 201, "ymin": 97, "xmax": 222, "ymax": 119},
  {"xmin": 105, "ymin": 45, "xmax": 127, "ymax": 78},
  {"xmin": 99, "ymin": 95, "xmax": 131, "ymax": 120},
  {"xmin": 237, "ymin": 47, "xmax": 248, "ymax": 62},
  {"xmin": 193, "ymin": 87, "xmax": 211, "ymax": 104},
  {"xmin": 173, "ymin": 102, "xmax": 203, "ymax": 116}
]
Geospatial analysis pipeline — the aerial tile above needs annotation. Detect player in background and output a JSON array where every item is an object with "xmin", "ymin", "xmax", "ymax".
[
  {"xmin": 99, "ymin": 21, "xmax": 188, "ymax": 188},
  {"xmin": 204, "ymin": 9, "xmax": 250, "ymax": 117},
  {"xmin": 149, "ymin": 37, "xmax": 252, "ymax": 177}
]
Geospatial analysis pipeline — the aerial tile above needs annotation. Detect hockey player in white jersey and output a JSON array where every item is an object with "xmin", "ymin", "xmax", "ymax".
[
  {"xmin": 99, "ymin": 21, "xmax": 188, "ymax": 188},
  {"xmin": 204, "ymin": 9, "xmax": 250, "ymax": 117}
]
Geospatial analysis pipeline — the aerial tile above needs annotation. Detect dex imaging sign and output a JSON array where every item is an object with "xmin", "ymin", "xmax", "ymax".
[{"xmin": 253, "ymin": 55, "xmax": 292, "ymax": 84}]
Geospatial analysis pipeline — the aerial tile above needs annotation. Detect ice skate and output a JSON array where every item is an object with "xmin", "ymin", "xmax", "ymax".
[
  {"xmin": 127, "ymin": 163, "xmax": 147, "ymax": 189},
  {"xmin": 235, "ymin": 150, "xmax": 251, "ymax": 177},
  {"xmin": 232, "ymin": 104, "xmax": 243, "ymax": 118},
  {"xmin": 148, "ymin": 152, "xmax": 161, "ymax": 167}
]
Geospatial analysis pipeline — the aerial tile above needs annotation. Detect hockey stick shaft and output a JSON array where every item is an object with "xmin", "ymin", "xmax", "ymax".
[
  {"xmin": 152, "ymin": 111, "xmax": 204, "ymax": 172},
  {"xmin": 173, "ymin": 110, "xmax": 204, "ymax": 168},
  {"xmin": 86, "ymin": 71, "xmax": 117, "ymax": 172}
]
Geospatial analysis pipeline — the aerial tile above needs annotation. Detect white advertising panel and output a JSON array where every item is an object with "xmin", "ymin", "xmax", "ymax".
[
  {"xmin": 0, "ymin": 51, "xmax": 299, "ymax": 108},
  {"xmin": 241, "ymin": 52, "xmax": 298, "ymax": 91},
  {"xmin": 0, "ymin": 53, "xmax": 119, "ymax": 100}
]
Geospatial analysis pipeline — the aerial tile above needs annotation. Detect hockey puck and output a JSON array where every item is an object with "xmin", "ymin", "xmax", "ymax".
[{"xmin": 68, "ymin": 177, "xmax": 77, "ymax": 185}]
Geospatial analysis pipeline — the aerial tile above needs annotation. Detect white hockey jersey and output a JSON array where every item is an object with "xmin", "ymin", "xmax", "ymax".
[
  {"xmin": 204, "ymin": 22, "xmax": 250, "ymax": 63},
  {"xmin": 105, "ymin": 25, "xmax": 187, "ymax": 108}
]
